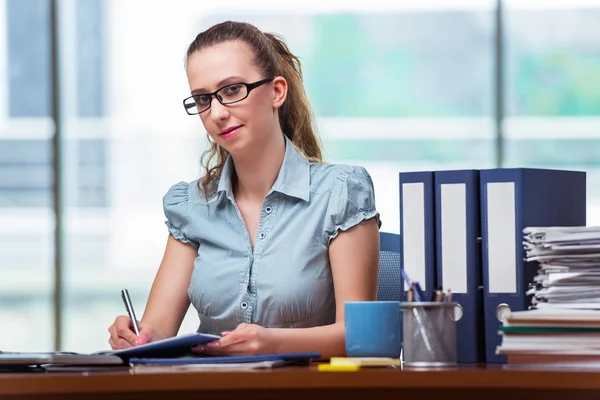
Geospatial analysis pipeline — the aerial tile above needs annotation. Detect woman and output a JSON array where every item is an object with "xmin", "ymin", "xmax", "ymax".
[{"xmin": 108, "ymin": 21, "xmax": 381, "ymax": 359}]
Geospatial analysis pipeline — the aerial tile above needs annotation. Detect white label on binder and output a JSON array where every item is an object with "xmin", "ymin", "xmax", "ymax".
[
  {"xmin": 487, "ymin": 182, "xmax": 517, "ymax": 293},
  {"xmin": 402, "ymin": 182, "xmax": 426, "ymax": 290},
  {"xmin": 441, "ymin": 184, "xmax": 467, "ymax": 294}
]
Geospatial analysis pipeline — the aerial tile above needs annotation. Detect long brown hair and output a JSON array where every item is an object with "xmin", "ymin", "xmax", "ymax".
[{"xmin": 185, "ymin": 21, "xmax": 324, "ymax": 199}]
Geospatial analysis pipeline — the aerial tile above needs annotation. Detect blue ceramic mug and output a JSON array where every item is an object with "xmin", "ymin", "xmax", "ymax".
[{"xmin": 344, "ymin": 301, "xmax": 402, "ymax": 358}]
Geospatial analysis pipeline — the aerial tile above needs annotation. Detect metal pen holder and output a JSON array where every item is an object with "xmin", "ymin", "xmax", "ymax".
[{"xmin": 400, "ymin": 302, "xmax": 462, "ymax": 368}]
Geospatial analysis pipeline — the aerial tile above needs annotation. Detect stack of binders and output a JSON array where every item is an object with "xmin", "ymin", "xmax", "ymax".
[{"xmin": 399, "ymin": 168, "xmax": 586, "ymax": 363}]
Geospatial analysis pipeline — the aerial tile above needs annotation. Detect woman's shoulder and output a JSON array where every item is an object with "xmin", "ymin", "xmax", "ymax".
[
  {"xmin": 162, "ymin": 180, "xmax": 203, "ymax": 248},
  {"xmin": 313, "ymin": 163, "xmax": 380, "ymax": 241},
  {"xmin": 163, "ymin": 180, "xmax": 193, "ymax": 203},
  {"xmin": 163, "ymin": 179, "xmax": 216, "ymax": 206},
  {"xmin": 309, "ymin": 163, "xmax": 374, "ymax": 193}
]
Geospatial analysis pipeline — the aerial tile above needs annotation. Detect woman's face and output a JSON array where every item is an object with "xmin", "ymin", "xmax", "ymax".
[{"xmin": 186, "ymin": 40, "xmax": 286, "ymax": 155}]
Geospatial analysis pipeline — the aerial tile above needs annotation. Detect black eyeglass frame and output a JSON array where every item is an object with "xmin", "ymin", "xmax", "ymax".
[{"xmin": 183, "ymin": 76, "xmax": 277, "ymax": 115}]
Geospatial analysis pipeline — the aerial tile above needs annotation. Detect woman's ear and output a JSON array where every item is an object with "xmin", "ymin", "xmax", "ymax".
[{"xmin": 272, "ymin": 76, "xmax": 288, "ymax": 109}]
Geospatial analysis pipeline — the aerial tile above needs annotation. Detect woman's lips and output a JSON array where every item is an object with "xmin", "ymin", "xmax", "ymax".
[{"xmin": 220, "ymin": 125, "xmax": 242, "ymax": 140}]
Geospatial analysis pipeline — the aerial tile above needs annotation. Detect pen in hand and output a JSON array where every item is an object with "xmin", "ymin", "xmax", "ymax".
[{"xmin": 121, "ymin": 288, "xmax": 140, "ymax": 337}]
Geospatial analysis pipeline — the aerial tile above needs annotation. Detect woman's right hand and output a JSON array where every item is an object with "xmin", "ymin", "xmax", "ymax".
[{"xmin": 108, "ymin": 315, "xmax": 157, "ymax": 349}]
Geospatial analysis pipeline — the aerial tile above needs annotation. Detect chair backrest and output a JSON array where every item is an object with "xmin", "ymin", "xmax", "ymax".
[{"xmin": 378, "ymin": 232, "xmax": 402, "ymax": 302}]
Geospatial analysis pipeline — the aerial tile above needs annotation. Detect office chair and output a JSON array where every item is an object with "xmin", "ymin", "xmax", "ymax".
[{"xmin": 378, "ymin": 232, "xmax": 402, "ymax": 302}]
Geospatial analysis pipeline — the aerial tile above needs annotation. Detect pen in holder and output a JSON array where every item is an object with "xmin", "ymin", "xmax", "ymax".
[
  {"xmin": 407, "ymin": 285, "xmax": 433, "ymax": 354},
  {"xmin": 400, "ymin": 301, "xmax": 462, "ymax": 367}
]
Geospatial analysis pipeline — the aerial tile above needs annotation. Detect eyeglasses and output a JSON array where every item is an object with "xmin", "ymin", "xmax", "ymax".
[{"xmin": 183, "ymin": 76, "xmax": 276, "ymax": 115}]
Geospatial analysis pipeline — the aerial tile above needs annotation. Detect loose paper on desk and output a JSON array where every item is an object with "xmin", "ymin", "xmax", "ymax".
[{"xmin": 131, "ymin": 360, "xmax": 283, "ymax": 374}]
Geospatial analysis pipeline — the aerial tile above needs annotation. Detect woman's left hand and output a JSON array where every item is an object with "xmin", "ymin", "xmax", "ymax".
[{"xmin": 192, "ymin": 323, "xmax": 276, "ymax": 356}]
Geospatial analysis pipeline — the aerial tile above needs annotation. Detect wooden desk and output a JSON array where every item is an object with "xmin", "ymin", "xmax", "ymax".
[{"xmin": 1, "ymin": 364, "xmax": 598, "ymax": 400}]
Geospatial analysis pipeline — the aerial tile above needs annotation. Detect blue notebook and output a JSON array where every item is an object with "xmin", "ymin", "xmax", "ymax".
[
  {"xmin": 100, "ymin": 332, "xmax": 221, "ymax": 360},
  {"xmin": 128, "ymin": 352, "xmax": 321, "ymax": 365}
]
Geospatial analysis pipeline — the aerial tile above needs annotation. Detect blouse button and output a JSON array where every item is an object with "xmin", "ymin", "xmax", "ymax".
[
  {"xmin": 259, "ymin": 232, "xmax": 266, "ymax": 240},
  {"xmin": 241, "ymin": 302, "xmax": 248, "ymax": 309},
  {"xmin": 265, "ymin": 206, "xmax": 272, "ymax": 214}
]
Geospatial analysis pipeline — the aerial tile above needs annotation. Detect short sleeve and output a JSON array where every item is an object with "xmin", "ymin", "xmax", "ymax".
[
  {"xmin": 324, "ymin": 166, "xmax": 382, "ymax": 243},
  {"xmin": 163, "ymin": 181, "xmax": 199, "ymax": 249}
]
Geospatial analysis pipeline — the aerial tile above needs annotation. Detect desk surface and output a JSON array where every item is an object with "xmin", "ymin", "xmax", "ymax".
[{"xmin": 2, "ymin": 364, "xmax": 599, "ymax": 400}]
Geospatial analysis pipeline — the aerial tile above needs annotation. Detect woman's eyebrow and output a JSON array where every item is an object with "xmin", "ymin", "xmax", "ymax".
[{"xmin": 191, "ymin": 76, "xmax": 246, "ymax": 95}]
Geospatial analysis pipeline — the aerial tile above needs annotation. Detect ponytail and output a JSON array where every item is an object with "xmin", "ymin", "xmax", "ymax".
[{"xmin": 263, "ymin": 33, "xmax": 323, "ymax": 163}]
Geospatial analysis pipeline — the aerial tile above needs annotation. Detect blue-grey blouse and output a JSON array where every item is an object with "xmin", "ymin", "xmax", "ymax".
[{"xmin": 163, "ymin": 136, "xmax": 380, "ymax": 335}]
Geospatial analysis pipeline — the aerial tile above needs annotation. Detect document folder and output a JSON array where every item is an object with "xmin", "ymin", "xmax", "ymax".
[
  {"xmin": 129, "ymin": 352, "xmax": 320, "ymax": 365},
  {"xmin": 434, "ymin": 169, "xmax": 485, "ymax": 363},
  {"xmin": 399, "ymin": 171, "xmax": 437, "ymax": 301},
  {"xmin": 479, "ymin": 168, "xmax": 586, "ymax": 363},
  {"xmin": 103, "ymin": 332, "xmax": 221, "ymax": 360}
]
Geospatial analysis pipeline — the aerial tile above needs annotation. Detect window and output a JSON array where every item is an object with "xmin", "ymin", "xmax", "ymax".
[
  {"xmin": 0, "ymin": 0, "xmax": 109, "ymax": 351},
  {"xmin": 505, "ymin": 0, "xmax": 600, "ymax": 223},
  {"xmin": 1, "ymin": 0, "xmax": 53, "ymax": 351}
]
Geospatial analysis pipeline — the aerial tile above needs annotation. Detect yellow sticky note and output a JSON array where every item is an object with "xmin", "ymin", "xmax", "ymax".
[
  {"xmin": 329, "ymin": 358, "xmax": 359, "ymax": 367},
  {"xmin": 317, "ymin": 364, "xmax": 360, "ymax": 372}
]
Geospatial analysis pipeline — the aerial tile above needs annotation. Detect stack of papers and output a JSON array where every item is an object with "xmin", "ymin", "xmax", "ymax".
[
  {"xmin": 496, "ymin": 303, "xmax": 600, "ymax": 366},
  {"xmin": 524, "ymin": 226, "xmax": 600, "ymax": 310},
  {"xmin": 494, "ymin": 226, "xmax": 600, "ymax": 367}
]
